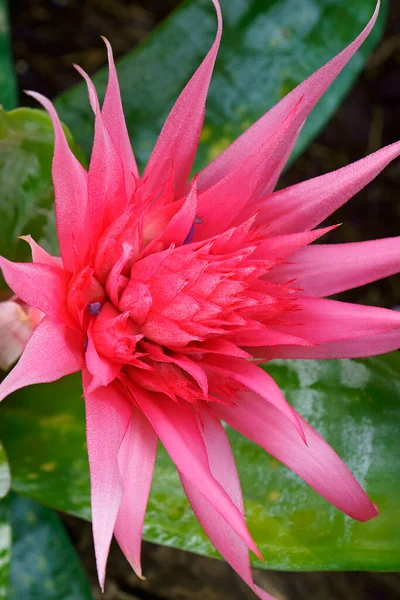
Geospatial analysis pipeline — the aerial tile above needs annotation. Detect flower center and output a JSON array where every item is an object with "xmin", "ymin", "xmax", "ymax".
[
  {"xmin": 64, "ymin": 210, "xmax": 295, "ymax": 402},
  {"xmin": 87, "ymin": 301, "xmax": 102, "ymax": 316}
]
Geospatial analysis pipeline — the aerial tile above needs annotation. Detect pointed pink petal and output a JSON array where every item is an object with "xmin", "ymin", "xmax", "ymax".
[
  {"xmin": 147, "ymin": 180, "xmax": 198, "ymax": 251},
  {"xmin": 255, "ymin": 329, "xmax": 400, "ymax": 360},
  {"xmin": 182, "ymin": 338, "xmax": 252, "ymax": 359},
  {"xmin": 83, "ymin": 373, "xmax": 132, "ymax": 590},
  {"xmin": 85, "ymin": 325, "xmax": 121, "ymax": 392},
  {"xmin": 75, "ymin": 65, "xmax": 127, "ymax": 246},
  {"xmin": 161, "ymin": 180, "xmax": 198, "ymax": 246},
  {"xmin": 105, "ymin": 243, "xmax": 135, "ymax": 307},
  {"xmin": 19, "ymin": 235, "xmax": 62, "ymax": 268},
  {"xmin": 216, "ymin": 390, "xmax": 378, "ymax": 521},
  {"xmin": 114, "ymin": 406, "xmax": 158, "ymax": 578},
  {"xmin": 101, "ymin": 37, "xmax": 139, "ymax": 196},
  {"xmin": 142, "ymin": 0, "xmax": 222, "ymax": 198},
  {"xmin": 0, "ymin": 257, "xmax": 75, "ymax": 328},
  {"xmin": 261, "ymin": 124, "xmax": 303, "ymax": 196},
  {"xmin": 171, "ymin": 353, "xmax": 209, "ymax": 397},
  {"xmin": 132, "ymin": 385, "xmax": 261, "ymax": 558},
  {"xmin": 197, "ymin": 2, "xmax": 380, "ymax": 192},
  {"xmin": 201, "ymin": 354, "xmax": 305, "ymax": 441},
  {"xmin": 228, "ymin": 328, "xmax": 311, "ymax": 348},
  {"xmin": 181, "ymin": 407, "xmax": 274, "ymax": 600},
  {"xmin": 142, "ymin": 314, "xmax": 201, "ymax": 347},
  {"xmin": 26, "ymin": 91, "xmax": 88, "ymax": 271},
  {"xmin": 268, "ymin": 236, "xmax": 400, "ymax": 297},
  {"xmin": 262, "ymin": 140, "xmax": 400, "ymax": 235},
  {"xmin": 0, "ymin": 316, "xmax": 83, "ymax": 402},
  {"xmin": 254, "ymin": 226, "xmax": 337, "ymax": 262},
  {"xmin": 272, "ymin": 296, "xmax": 400, "ymax": 344},
  {"xmin": 195, "ymin": 98, "xmax": 303, "ymax": 239}
]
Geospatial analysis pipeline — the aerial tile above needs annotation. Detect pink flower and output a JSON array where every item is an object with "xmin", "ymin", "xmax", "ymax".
[
  {"xmin": 0, "ymin": 0, "xmax": 398, "ymax": 596},
  {"xmin": 0, "ymin": 297, "xmax": 42, "ymax": 371}
]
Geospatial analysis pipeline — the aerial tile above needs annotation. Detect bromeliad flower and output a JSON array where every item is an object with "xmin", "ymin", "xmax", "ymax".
[{"xmin": 0, "ymin": 0, "xmax": 399, "ymax": 597}]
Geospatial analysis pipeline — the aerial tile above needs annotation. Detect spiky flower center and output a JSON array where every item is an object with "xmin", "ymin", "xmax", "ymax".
[{"xmin": 65, "ymin": 192, "xmax": 297, "ymax": 402}]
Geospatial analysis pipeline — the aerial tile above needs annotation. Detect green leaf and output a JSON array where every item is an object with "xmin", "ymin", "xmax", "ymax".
[
  {"xmin": 0, "ymin": 380, "xmax": 91, "ymax": 521},
  {"xmin": 8, "ymin": 494, "xmax": 93, "ymax": 600},
  {"xmin": 0, "ymin": 442, "xmax": 12, "ymax": 599},
  {"xmin": 54, "ymin": 0, "xmax": 386, "ymax": 172},
  {"xmin": 0, "ymin": 0, "xmax": 17, "ymax": 110},
  {"xmin": 0, "ymin": 440, "xmax": 10, "ymax": 501},
  {"xmin": 0, "ymin": 108, "xmax": 85, "ymax": 286},
  {"xmin": 0, "ymin": 497, "xmax": 11, "ymax": 600},
  {"xmin": 0, "ymin": 353, "xmax": 400, "ymax": 570}
]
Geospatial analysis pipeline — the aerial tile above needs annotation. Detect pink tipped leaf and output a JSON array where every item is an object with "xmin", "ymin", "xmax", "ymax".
[
  {"xmin": 195, "ymin": 97, "xmax": 304, "ymax": 239},
  {"xmin": 268, "ymin": 236, "xmax": 400, "ymax": 297},
  {"xmin": 196, "ymin": 2, "xmax": 380, "ymax": 193},
  {"xmin": 254, "ymin": 226, "xmax": 338, "ymax": 262},
  {"xmin": 262, "ymin": 140, "xmax": 400, "ymax": 235},
  {"xmin": 200, "ymin": 354, "xmax": 306, "ymax": 442},
  {"xmin": 19, "ymin": 235, "xmax": 62, "ymax": 268},
  {"xmin": 181, "ymin": 407, "xmax": 275, "ymax": 600},
  {"xmin": 145, "ymin": 180, "xmax": 198, "ymax": 253},
  {"xmin": 142, "ymin": 0, "xmax": 222, "ymax": 199},
  {"xmin": 216, "ymin": 390, "xmax": 378, "ymax": 522},
  {"xmin": 114, "ymin": 406, "xmax": 158, "ymax": 579},
  {"xmin": 101, "ymin": 37, "xmax": 139, "ymax": 196},
  {"xmin": 228, "ymin": 328, "xmax": 311, "ymax": 348},
  {"xmin": 85, "ymin": 326, "xmax": 121, "ymax": 393},
  {"xmin": 132, "ymin": 385, "xmax": 262, "ymax": 558},
  {"xmin": 0, "ymin": 316, "xmax": 83, "ymax": 402},
  {"xmin": 171, "ymin": 353, "xmax": 209, "ymax": 397},
  {"xmin": 256, "ymin": 329, "xmax": 400, "ymax": 360},
  {"xmin": 25, "ymin": 91, "xmax": 89, "ymax": 271},
  {"xmin": 261, "ymin": 123, "xmax": 304, "ymax": 196},
  {"xmin": 0, "ymin": 257, "xmax": 75, "ymax": 329},
  {"xmin": 83, "ymin": 374, "xmax": 132, "ymax": 590},
  {"xmin": 271, "ymin": 296, "xmax": 400, "ymax": 344},
  {"xmin": 75, "ymin": 65, "xmax": 127, "ymax": 247},
  {"xmin": 182, "ymin": 338, "xmax": 252, "ymax": 359}
]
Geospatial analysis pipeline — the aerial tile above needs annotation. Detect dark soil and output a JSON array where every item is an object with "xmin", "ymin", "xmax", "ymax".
[{"xmin": 8, "ymin": 0, "xmax": 400, "ymax": 598}]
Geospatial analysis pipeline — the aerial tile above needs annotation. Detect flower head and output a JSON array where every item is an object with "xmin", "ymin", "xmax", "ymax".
[{"xmin": 1, "ymin": 0, "xmax": 399, "ymax": 596}]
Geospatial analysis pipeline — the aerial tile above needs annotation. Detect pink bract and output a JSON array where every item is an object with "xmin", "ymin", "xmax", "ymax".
[
  {"xmin": 0, "ymin": 298, "xmax": 42, "ymax": 370},
  {"xmin": 1, "ymin": 1, "xmax": 398, "ymax": 597}
]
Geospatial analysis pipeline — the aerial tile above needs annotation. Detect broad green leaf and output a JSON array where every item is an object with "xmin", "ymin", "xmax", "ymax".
[
  {"xmin": 0, "ymin": 497, "xmax": 11, "ymax": 600},
  {"xmin": 54, "ymin": 0, "xmax": 386, "ymax": 172},
  {"xmin": 0, "ymin": 354, "xmax": 399, "ymax": 570},
  {"xmin": 0, "ymin": 108, "xmax": 85, "ymax": 286},
  {"xmin": 0, "ymin": 440, "xmax": 10, "ymax": 501},
  {"xmin": 0, "ymin": 441, "xmax": 12, "ymax": 598},
  {"xmin": 0, "ymin": 0, "xmax": 17, "ymax": 110},
  {"xmin": 8, "ymin": 494, "xmax": 93, "ymax": 600}
]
